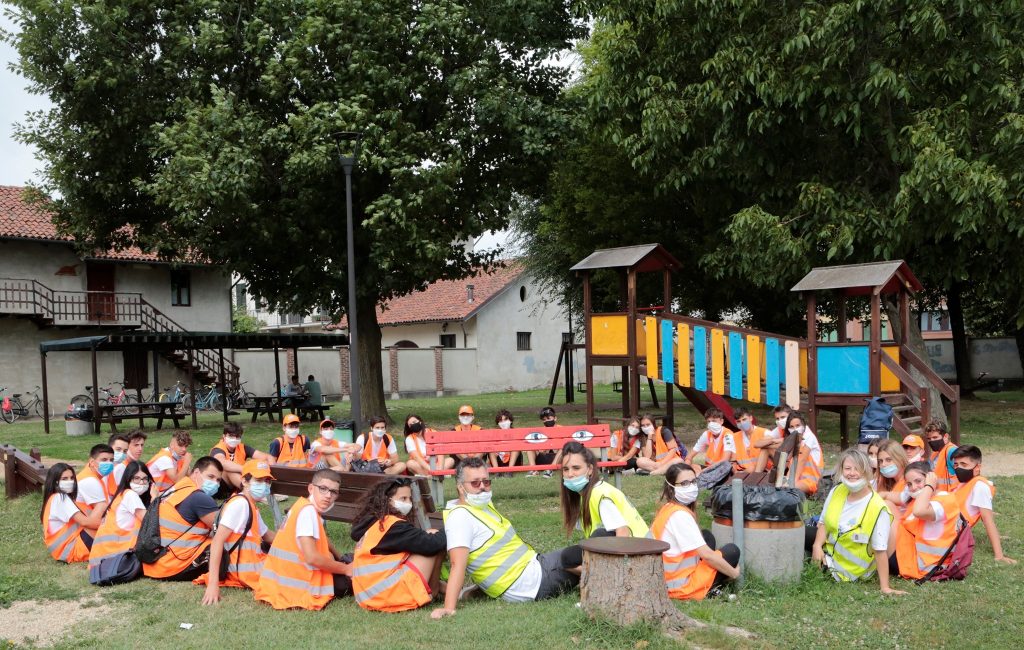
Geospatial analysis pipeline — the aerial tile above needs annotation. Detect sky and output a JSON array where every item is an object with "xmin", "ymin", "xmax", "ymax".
[{"xmin": 0, "ymin": 11, "xmax": 50, "ymax": 187}]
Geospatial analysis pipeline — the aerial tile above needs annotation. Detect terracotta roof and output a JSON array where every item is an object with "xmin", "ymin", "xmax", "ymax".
[{"xmin": 328, "ymin": 261, "xmax": 526, "ymax": 328}]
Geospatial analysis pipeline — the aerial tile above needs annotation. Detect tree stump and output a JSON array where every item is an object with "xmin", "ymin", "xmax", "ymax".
[{"xmin": 579, "ymin": 537, "xmax": 675, "ymax": 627}]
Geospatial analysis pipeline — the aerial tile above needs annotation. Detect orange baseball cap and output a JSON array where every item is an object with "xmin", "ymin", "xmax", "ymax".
[
  {"xmin": 901, "ymin": 434, "xmax": 925, "ymax": 449},
  {"xmin": 458, "ymin": 405, "xmax": 475, "ymax": 416},
  {"xmin": 283, "ymin": 413, "xmax": 301, "ymax": 426},
  {"xmin": 242, "ymin": 459, "xmax": 275, "ymax": 480}
]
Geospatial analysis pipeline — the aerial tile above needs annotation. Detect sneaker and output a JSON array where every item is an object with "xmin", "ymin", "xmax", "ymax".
[
  {"xmin": 542, "ymin": 470, "xmax": 553, "ymax": 478},
  {"xmin": 636, "ymin": 470, "xmax": 651, "ymax": 476},
  {"xmin": 274, "ymin": 494, "xmax": 289, "ymax": 502},
  {"xmin": 706, "ymin": 585, "xmax": 726, "ymax": 599}
]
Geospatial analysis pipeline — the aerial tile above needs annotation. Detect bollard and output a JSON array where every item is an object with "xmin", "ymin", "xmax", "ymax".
[{"xmin": 731, "ymin": 477, "xmax": 744, "ymax": 588}]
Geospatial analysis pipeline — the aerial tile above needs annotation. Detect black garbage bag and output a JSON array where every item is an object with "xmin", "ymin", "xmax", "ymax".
[
  {"xmin": 710, "ymin": 484, "xmax": 805, "ymax": 522},
  {"xmin": 696, "ymin": 461, "xmax": 733, "ymax": 490}
]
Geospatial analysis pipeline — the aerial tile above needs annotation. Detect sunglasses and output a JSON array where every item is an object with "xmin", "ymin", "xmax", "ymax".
[
  {"xmin": 312, "ymin": 483, "xmax": 341, "ymax": 498},
  {"xmin": 462, "ymin": 479, "xmax": 492, "ymax": 489}
]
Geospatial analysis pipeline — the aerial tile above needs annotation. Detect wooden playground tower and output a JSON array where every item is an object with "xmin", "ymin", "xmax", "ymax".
[{"xmin": 570, "ymin": 244, "xmax": 960, "ymax": 445}]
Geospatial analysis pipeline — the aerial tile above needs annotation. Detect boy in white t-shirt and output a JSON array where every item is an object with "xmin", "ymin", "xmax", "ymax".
[
  {"xmin": 349, "ymin": 417, "xmax": 407, "ymax": 475},
  {"xmin": 952, "ymin": 445, "xmax": 1015, "ymax": 564},
  {"xmin": 76, "ymin": 444, "xmax": 115, "ymax": 514}
]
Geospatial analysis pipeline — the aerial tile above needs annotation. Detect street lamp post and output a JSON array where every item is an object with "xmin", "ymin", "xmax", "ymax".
[{"xmin": 340, "ymin": 132, "xmax": 363, "ymax": 431}]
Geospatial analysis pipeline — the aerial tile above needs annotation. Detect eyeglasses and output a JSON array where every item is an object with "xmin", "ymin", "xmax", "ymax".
[
  {"xmin": 462, "ymin": 479, "xmax": 492, "ymax": 489},
  {"xmin": 673, "ymin": 479, "xmax": 697, "ymax": 488},
  {"xmin": 312, "ymin": 483, "xmax": 341, "ymax": 498},
  {"xmin": 130, "ymin": 476, "xmax": 150, "ymax": 485}
]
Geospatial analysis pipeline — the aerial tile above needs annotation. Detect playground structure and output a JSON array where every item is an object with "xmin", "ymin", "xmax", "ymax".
[{"xmin": 570, "ymin": 244, "xmax": 960, "ymax": 446}]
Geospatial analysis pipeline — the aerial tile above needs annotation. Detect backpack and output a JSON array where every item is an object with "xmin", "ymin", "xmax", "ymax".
[
  {"xmin": 916, "ymin": 516, "xmax": 974, "ymax": 583},
  {"xmin": 134, "ymin": 487, "xmax": 196, "ymax": 564},
  {"xmin": 88, "ymin": 550, "xmax": 141, "ymax": 586},
  {"xmin": 858, "ymin": 397, "xmax": 893, "ymax": 444}
]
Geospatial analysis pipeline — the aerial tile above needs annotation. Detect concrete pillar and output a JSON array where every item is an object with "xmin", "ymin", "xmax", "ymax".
[
  {"xmin": 711, "ymin": 518, "xmax": 804, "ymax": 583},
  {"xmin": 389, "ymin": 346, "xmax": 400, "ymax": 400},
  {"xmin": 339, "ymin": 346, "xmax": 350, "ymax": 402},
  {"xmin": 434, "ymin": 346, "xmax": 444, "ymax": 397}
]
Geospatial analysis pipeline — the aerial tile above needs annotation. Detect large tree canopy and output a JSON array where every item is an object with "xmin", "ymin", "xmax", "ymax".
[{"xmin": 7, "ymin": 0, "xmax": 584, "ymax": 417}]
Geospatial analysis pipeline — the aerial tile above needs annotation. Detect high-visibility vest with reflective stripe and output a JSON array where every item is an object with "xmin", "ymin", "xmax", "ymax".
[
  {"xmin": 822, "ymin": 484, "xmax": 891, "ymax": 582},
  {"xmin": 75, "ymin": 466, "xmax": 109, "ymax": 511},
  {"xmin": 795, "ymin": 443, "xmax": 823, "ymax": 495},
  {"xmin": 254, "ymin": 498, "xmax": 334, "ymax": 610},
  {"xmin": 142, "ymin": 477, "xmax": 213, "ymax": 578},
  {"xmin": 309, "ymin": 436, "xmax": 341, "ymax": 467},
  {"xmin": 896, "ymin": 491, "xmax": 960, "ymax": 580},
  {"xmin": 147, "ymin": 448, "xmax": 189, "ymax": 493},
  {"xmin": 955, "ymin": 475, "xmax": 995, "ymax": 528},
  {"xmin": 105, "ymin": 459, "xmax": 129, "ymax": 495},
  {"xmin": 274, "ymin": 435, "xmax": 310, "ymax": 468},
  {"xmin": 89, "ymin": 492, "xmax": 141, "ymax": 569},
  {"xmin": 698, "ymin": 430, "xmax": 732, "ymax": 464},
  {"xmin": 651, "ymin": 502, "xmax": 718, "ymax": 600},
  {"xmin": 731, "ymin": 428, "xmax": 764, "ymax": 470},
  {"xmin": 652, "ymin": 427, "xmax": 682, "ymax": 462},
  {"xmin": 584, "ymin": 481, "xmax": 650, "ymax": 537},
  {"xmin": 352, "ymin": 515, "xmax": 431, "ymax": 612},
  {"xmin": 212, "ymin": 440, "xmax": 248, "ymax": 465},
  {"xmin": 194, "ymin": 494, "xmax": 267, "ymax": 589},
  {"xmin": 42, "ymin": 494, "xmax": 91, "ymax": 563},
  {"xmin": 361, "ymin": 434, "xmax": 393, "ymax": 461},
  {"xmin": 443, "ymin": 502, "xmax": 536, "ymax": 598},
  {"xmin": 930, "ymin": 443, "xmax": 959, "ymax": 491}
]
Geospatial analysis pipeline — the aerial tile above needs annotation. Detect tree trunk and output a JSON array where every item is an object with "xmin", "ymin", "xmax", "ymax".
[
  {"xmin": 355, "ymin": 290, "xmax": 388, "ymax": 425},
  {"xmin": 884, "ymin": 300, "xmax": 949, "ymax": 427},
  {"xmin": 1014, "ymin": 325, "xmax": 1024, "ymax": 384},
  {"xmin": 947, "ymin": 280, "xmax": 973, "ymax": 397},
  {"xmin": 580, "ymin": 549, "xmax": 677, "ymax": 627}
]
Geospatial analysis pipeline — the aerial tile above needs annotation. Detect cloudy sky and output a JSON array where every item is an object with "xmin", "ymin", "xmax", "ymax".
[{"xmin": 0, "ymin": 12, "xmax": 50, "ymax": 187}]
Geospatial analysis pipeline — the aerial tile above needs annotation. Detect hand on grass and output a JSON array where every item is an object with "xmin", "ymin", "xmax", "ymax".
[
  {"xmin": 430, "ymin": 607, "xmax": 455, "ymax": 619},
  {"xmin": 201, "ymin": 585, "xmax": 221, "ymax": 605},
  {"xmin": 810, "ymin": 544, "xmax": 824, "ymax": 567}
]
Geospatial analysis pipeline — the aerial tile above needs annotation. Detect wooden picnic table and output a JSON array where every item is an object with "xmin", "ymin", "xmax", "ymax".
[
  {"xmin": 248, "ymin": 395, "xmax": 332, "ymax": 422},
  {"xmin": 97, "ymin": 401, "xmax": 182, "ymax": 433}
]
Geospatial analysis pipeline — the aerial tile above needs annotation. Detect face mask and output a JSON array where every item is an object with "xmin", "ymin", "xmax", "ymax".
[
  {"xmin": 201, "ymin": 479, "xmax": 220, "ymax": 497},
  {"xmin": 321, "ymin": 429, "xmax": 335, "ymax": 440},
  {"xmin": 908, "ymin": 487, "xmax": 924, "ymax": 500},
  {"xmin": 869, "ymin": 457, "xmax": 878, "ymax": 468},
  {"xmin": 97, "ymin": 461, "xmax": 115, "ymax": 477},
  {"xmin": 789, "ymin": 426, "xmax": 805, "ymax": 436},
  {"xmin": 641, "ymin": 425, "xmax": 655, "ymax": 435},
  {"xmin": 708, "ymin": 422, "xmax": 724, "ymax": 435},
  {"xmin": 58, "ymin": 479, "xmax": 75, "ymax": 494},
  {"xmin": 249, "ymin": 481, "xmax": 270, "ymax": 501},
  {"xmin": 465, "ymin": 491, "xmax": 492, "ymax": 508},
  {"xmin": 459, "ymin": 415, "xmax": 474, "ymax": 426},
  {"xmin": 391, "ymin": 499, "xmax": 413, "ymax": 516},
  {"xmin": 908, "ymin": 452, "xmax": 923, "ymax": 463},
  {"xmin": 563, "ymin": 475, "xmax": 590, "ymax": 493},
  {"xmin": 498, "ymin": 420, "xmax": 512, "ymax": 430},
  {"xmin": 407, "ymin": 422, "xmax": 423, "ymax": 434},
  {"xmin": 954, "ymin": 467, "xmax": 976, "ymax": 484},
  {"xmin": 285, "ymin": 427, "xmax": 299, "ymax": 439},
  {"xmin": 371, "ymin": 428, "xmax": 386, "ymax": 439},
  {"xmin": 225, "ymin": 437, "xmax": 240, "ymax": 449},
  {"xmin": 627, "ymin": 425, "xmax": 639, "ymax": 436},
  {"xmin": 737, "ymin": 420, "xmax": 751, "ymax": 432},
  {"xmin": 673, "ymin": 484, "xmax": 699, "ymax": 505},
  {"xmin": 880, "ymin": 464, "xmax": 900, "ymax": 478},
  {"xmin": 171, "ymin": 450, "xmax": 181, "ymax": 461},
  {"xmin": 543, "ymin": 420, "xmax": 556, "ymax": 427},
  {"xmin": 113, "ymin": 451, "xmax": 126, "ymax": 464},
  {"xmin": 841, "ymin": 477, "xmax": 867, "ymax": 492},
  {"xmin": 928, "ymin": 438, "xmax": 945, "ymax": 452},
  {"xmin": 131, "ymin": 482, "xmax": 149, "ymax": 495},
  {"xmin": 776, "ymin": 417, "xmax": 788, "ymax": 429}
]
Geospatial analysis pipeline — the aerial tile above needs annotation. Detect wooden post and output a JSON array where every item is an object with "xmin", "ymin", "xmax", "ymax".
[
  {"xmin": 665, "ymin": 382, "xmax": 674, "ymax": 431},
  {"xmin": 582, "ymin": 271, "xmax": 595, "ymax": 424},
  {"xmin": 839, "ymin": 406, "xmax": 849, "ymax": 450},
  {"xmin": 627, "ymin": 269, "xmax": 639, "ymax": 417},
  {"xmin": 41, "ymin": 350, "xmax": 50, "ymax": 434},
  {"xmin": 152, "ymin": 349, "xmax": 160, "ymax": 401},
  {"xmin": 218, "ymin": 348, "xmax": 228, "ymax": 422},
  {"xmin": 273, "ymin": 345, "xmax": 282, "ymax": 396},
  {"xmin": 836, "ymin": 294, "xmax": 847, "ymax": 342},
  {"xmin": 870, "ymin": 291, "xmax": 882, "ymax": 396},
  {"xmin": 187, "ymin": 345, "xmax": 197, "ymax": 429},
  {"xmin": 580, "ymin": 537, "xmax": 675, "ymax": 627},
  {"xmin": 805, "ymin": 292, "xmax": 818, "ymax": 434}
]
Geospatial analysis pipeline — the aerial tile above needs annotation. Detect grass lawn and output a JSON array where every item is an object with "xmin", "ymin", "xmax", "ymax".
[{"xmin": 1, "ymin": 386, "xmax": 1022, "ymax": 649}]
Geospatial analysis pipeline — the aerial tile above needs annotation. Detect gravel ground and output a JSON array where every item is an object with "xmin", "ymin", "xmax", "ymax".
[{"xmin": 0, "ymin": 598, "xmax": 112, "ymax": 647}]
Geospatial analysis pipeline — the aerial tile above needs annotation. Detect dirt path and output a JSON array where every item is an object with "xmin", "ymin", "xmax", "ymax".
[
  {"xmin": 0, "ymin": 597, "xmax": 113, "ymax": 647},
  {"xmin": 976, "ymin": 452, "xmax": 1024, "ymax": 478}
]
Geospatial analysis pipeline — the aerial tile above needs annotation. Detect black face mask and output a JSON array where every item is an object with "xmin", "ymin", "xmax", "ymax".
[
  {"xmin": 954, "ymin": 467, "xmax": 976, "ymax": 484},
  {"xmin": 407, "ymin": 422, "xmax": 423, "ymax": 434},
  {"xmin": 543, "ymin": 420, "xmax": 556, "ymax": 427},
  {"xmin": 928, "ymin": 438, "xmax": 946, "ymax": 452}
]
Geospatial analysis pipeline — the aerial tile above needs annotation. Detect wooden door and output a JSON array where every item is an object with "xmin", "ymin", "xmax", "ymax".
[{"xmin": 86, "ymin": 263, "xmax": 116, "ymax": 321}]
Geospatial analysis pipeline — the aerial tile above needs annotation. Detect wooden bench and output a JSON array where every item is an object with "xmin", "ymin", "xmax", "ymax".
[
  {"xmin": 296, "ymin": 403, "xmax": 333, "ymax": 422},
  {"xmin": 1, "ymin": 443, "xmax": 47, "ymax": 499},
  {"xmin": 100, "ymin": 402, "xmax": 183, "ymax": 433},
  {"xmin": 424, "ymin": 424, "xmax": 624, "ymax": 502},
  {"xmin": 267, "ymin": 465, "xmax": 441, "ymax": 531}
]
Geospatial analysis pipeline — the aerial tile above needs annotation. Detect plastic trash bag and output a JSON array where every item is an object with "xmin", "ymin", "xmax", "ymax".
[{"xmin": 710, "ymin": 484, "xmax": 805, "ymax": 522}]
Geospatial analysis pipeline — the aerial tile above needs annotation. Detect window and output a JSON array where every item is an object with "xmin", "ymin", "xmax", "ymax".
[
  {"xmin": 439, "ymin": 334, "xmax": 456, "ymax": 348},
  {"xmin": 394, "ymin": 340, "xmax": 419, "ymax": 348},
  {"xmin": 234, "ymin": 282, "xmax": 248, "ymax": 308},
  {"xmin": 170, "ymin": 270, "xmax": 191, "ymax": 306},
  {"xmin": 517, "ymin": 331, "xmax": 532, "ymax": 351},
  {"xmin": 920, "ymin": 311, "xmax": 950, "ymax": 332}
]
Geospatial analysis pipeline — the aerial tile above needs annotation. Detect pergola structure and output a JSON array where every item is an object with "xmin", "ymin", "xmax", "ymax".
[{"xmin": 39, "ymin": 331, "xmax": 349, "ymax": 433}]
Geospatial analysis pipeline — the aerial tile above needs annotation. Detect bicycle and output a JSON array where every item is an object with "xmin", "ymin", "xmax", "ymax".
[
  {"xmin": 188, "ymin": 384, "xmax": 225, "ymax": 412},
  {"xmin": 158, "ymin": 381, "xmax": 190, "ymax": 412},
  {"xmin": 225, "ymin": 380, "xmax": 256, "ymax": 410},
  {"xmin": 0, "ymin": 386, "xmax": 38, "ymax": 423},
  {"xmin": 69, "ymin": 381, "xmax": 138, "ymax": 416}
]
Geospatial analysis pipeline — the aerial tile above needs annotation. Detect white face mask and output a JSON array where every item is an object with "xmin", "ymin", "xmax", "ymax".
[
  {"xmin": 497, "ymin": 420, "xmax": 512, "ymax": 430},
  {"xmin": 789, "ymin": 426, "xmax": 805, "ymax": 436},
  {"xmin": 285, "ymin": 427, "xmax": 299, "ymax": 439},
  {"xmin": 391, "ymin": 499, "xmax": 413, "ymax": 516},
  {"xmin": 842, "ymin": 477, "xmax": 867, "ymax": 492},
  {"xmin": 908, "ymin": 487, "xmax": 924, "ymax": 500},
  {"xmin": 869, "ymin": 456, "xmax": 878, "ymax": 468},
  {"xmin": 776, "ymin": 417, "xmax": 788, "ymax": 429},
  {"xmin": 673, "ymin": 484, "xmax": 699, "ymax": 505},
  {"xmin": 627, "ymin": 425, "xmax": 639, "ymax": 436},
  {"xmin": 58, "ymin": 479, "xmax": 75, "ymax": 494},
  {"xmin": 708, "ymin": 422, "xmax": 724, "ymax": 435},
  {"xmin": 371, "ymin": 428, "xmax": 386, "ymax": 439},
  {"xmin": 224, "ymin": 436, "xmax": 240, "ymax": 449},
  {"xmin": 459, "ymin": 415, "xmax": 474, "ymax": 426},
  {"xmin": 321, "ymin": 428, "xmax": 335, "ymax": 440},
  {"xmin": 465, "ymin": 491, "xmax": 492, "ymax": 507},
  {"xmin": 641, "ymin": 424, "xmax": 655, "ymax": 435},
  {"xmin": 130, "ymin": 482, "xmax": 149, "ymax": 495}
]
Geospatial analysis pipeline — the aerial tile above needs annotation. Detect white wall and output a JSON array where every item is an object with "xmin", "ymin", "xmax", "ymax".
[
  {"xmin": 922, "ymin": 337, "xmax": 1022, "ymax": 381},
  {"xmin": 232, "ymin": 349, "xmax": 290, "ymax": 395}
]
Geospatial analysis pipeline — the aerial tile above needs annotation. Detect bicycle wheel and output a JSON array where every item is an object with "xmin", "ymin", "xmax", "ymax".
[
  {"xmin": 180, "ymin": 393, "xmax": 193, "ymax": 412},
  {"xmin": 69, "ymin": 394, "xmax": 94, "ymax": 409},
  {"xmin": 33, "ymin": 398, "xmax": 45, "ymax": 419},
  {"xmin": 1, "ymin": 397, "xmax": 18, "ymax": 423},
  {"xmin": 120, "ymin": 394, "xmax": 139, "ymax": 415}
]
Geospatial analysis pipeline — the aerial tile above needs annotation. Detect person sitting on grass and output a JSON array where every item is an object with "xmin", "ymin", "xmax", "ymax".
[
  {"xmin": 147, "ymin": 430, "xmax": 193, "ymax": 493},
  {"xmin": 874, "ymin": 440, "xmax": 909, "ymax": 517},
  {"xmin": 404, "ymin": 414, "xmax": 453, "ymax": 477},
  {"xmin": 198, "ymin": 459, "xmax": 278, "ymax": 604},
  {"xmin": 106, "ymin": 434, "xmax": 130, "ymax": 494},
  {"xmin": 268, "ymin": 413, "xmax": 311, "ymax": 467},
  {"xmin": 254, "ymin": 469, "xmax": 353, "ymax": 610},
  {"xmin": 951, "ymin": 445, "xmax": 1016, "ymax": 564},
  {"xmin": 652, "ymin": 462, "xmax": 740, "ymax": 600},
  {"xmin": 636, "ymin": 413, "xmax": 685, "ymax": 475},
  {"xmin": 866, "ymin": 438, "xmax": 882, "ymax": 488},
  {"xmin": 211, "ymin": 422, "xmax": 271, "ymax": 488},
  {"xmin": 452, "ymin": 404, "xmax": 483, "ymax": 462},
  {"xmin": 310, "ymin": 418, "xmax": 349, "ymax": 470},
  {"xmin": 901, "ymin": 434, "xmax": 926, "ymax": 464},
  {"xmin": 350, "ymin": 479, "xmax": 446, "ymax": 612},
  {"xmin": 432, "ymin": 457, "xmax": 582, "ymax": 619},
  {"xmin": 351, "ymin": 417, "xmax": 407, "ymax": 475},
  {"xmin": 41, "ymin": 463, "xmax": 107, "ymax": 563},
  {"xmin": 785, "ymin": 410, "xmax": 824, "ymax": 496},
  {"xmin": 76, "ymin": 443, "xmax": 115, "ymax": 514},
  {"xmin": 608, "ymin": 416, "xmax": 645, "ymax": 472},
  {"xmin": 525, "ymin": 406, "xmax": 562, "ymax": 477},
  {"xmin": 809, "ymin": 450, "xmax": 903, "ymax": 595},
  {"xmin": 925, "ymin": 420, "xmax": 959, "ymax": 492},
  {"xmin": 731, "ymin": 408, "xmax": 767, "ymax": 472},
  {"xmin": 489, "ymin": 409, "xmax": 521, "ymax": 473},
  {"xmin": 691, "ymin": 408, "xmax": 736, "ymax": 468},
  {"xmin": 88, "ymin": 460, "xmax": 152, "ymax": 580},
  {"xmin": 113, "ymin": 430, "xmax": 148, "ymax": 490},
  {"xmin": 560, "ymin": 442, "xmax": 649, "ymax": 538},
  {"xmin": 891, "ymin": 461, "xmax": 961, "ymax": 581}
]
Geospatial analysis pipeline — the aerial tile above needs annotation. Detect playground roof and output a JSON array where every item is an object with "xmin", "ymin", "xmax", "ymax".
[
  {"xmin": 38, "ymin": 331, "xmax": 349, "ymax": 353},
  {"xmin": 570, "ymin": 244, "xmax": 682, "ymax": 274},
  {"xmin": 790, "ymin": 260, "xmax": 923, "ymax": 296}
]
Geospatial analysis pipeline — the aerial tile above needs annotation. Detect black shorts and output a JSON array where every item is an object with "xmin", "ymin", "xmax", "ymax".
[
  {"xmin": 535, "ymin": 451, "xmax": 556, "ymax": 465},
  {"xmin": 534, "ymin": 549, "xmax": 580, "ymax": 600}
]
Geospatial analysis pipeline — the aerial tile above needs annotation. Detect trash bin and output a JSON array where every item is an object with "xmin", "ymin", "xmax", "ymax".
[
  {"xmin": 710, "ymin": 485, "xmax": 806, "ymax": 583},
  {"xmin": 65, "ymin": 406, "xmax": 94, "ymax": 437},
  {"xmin": 334, "ymin": 419, "xmax": 355, "ymax": 444}
]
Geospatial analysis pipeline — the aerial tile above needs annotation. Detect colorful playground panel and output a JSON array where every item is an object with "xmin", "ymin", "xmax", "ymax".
[{"xmin": 591, "ymin": 315, "xmax": 628, "ymax": 356}]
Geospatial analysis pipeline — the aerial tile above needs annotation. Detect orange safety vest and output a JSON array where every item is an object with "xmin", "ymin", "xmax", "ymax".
[
  {"xmin": 142, "ymin": 477, "xmax": 213, "ymax": 579},
  {"xmin": 879, "ymin": 478, "xmax": 909, "ymax": 520},
  {"xmin": 795, "ymin": 443, "xmax": 823, "ymax": 494},
  {"xmin": 274, "ymin": 435, "xmax": 310, "ymax": 468},
  {"xmin": 42, "ymin": 494, "xmax": 91, "ymax": 563},
  {"xmin": 652, "ymin": 427, "xmax": 683, "ymax": 462},
  {"xmin": 212, "ymin": 439, "xmax": 248, "ymax": 466},
  {"xmin": 896, "ymin": 491, "xmax": 960, "ymax": 580},
  {"xmin": 731, "ymin": 428, "xmax": 762, "ymax": 470},
  {"xmin": 352, "ymin": 515, "xmax": 432, "ymax": 612},
  {"xmin": 75, "ymin": 465, "xmax": 109, "ymax": 511},
  {"xmin": 650, "ymin": 502, "xmax": 718, "ymax": 600},
  {"xmin": 194, "ymin": 494, "xmax": 267, "ymax": 589},
  {"xmin": 148, "ymin": 448, "xmax": 189, "ymax": 493},
  {"xmin": 698, "ymin": 430, "xmax": 731, "ymax": 464},
  {"xmin": 955, "ymin": 475, "xmax": 996, "ymax": 528},
  {"xmin": 930, "ymin": 443, "xmax": 959, "ymax": 491},
  {"xmin": 254, "ymin": 498, "xmax": 335, "ymax": 610},
  {"xmin": 361, "ymin": 434, "xmax": 393, "ymax": 462},
  {"xmin": 105, "ymin": 457, "xmax": 131, "ymax": 495},
  {"xmin": 89, "ymin": 492, "xmax": 141, "ymax": 570}
]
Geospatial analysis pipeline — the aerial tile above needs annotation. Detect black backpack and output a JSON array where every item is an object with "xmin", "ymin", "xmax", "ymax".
[
  {"xmin": 858, "ymin": 397, "xmax": 893, "ymax": 444},
  {"xmin": 135, "ymin": 487, "xmax": 178, "ymax": 564}
]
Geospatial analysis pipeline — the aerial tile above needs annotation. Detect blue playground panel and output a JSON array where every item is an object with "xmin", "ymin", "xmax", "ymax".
[
  {"xmin": 694, "ymin": 326, "xmax": 707, "ymax": 391},
  {"xmin": 817, "ymin": 345, "xmax": 870, "ymax": 394},
  {"xmin": 765, "ymin": 338, "xmax": 780, "ymax": 406},
  {"xmin": 729, "ymin": 332, "xmax": 743, "ymax": 398},
  {"xmin": 660, "ymin": 319, "xmax": 675, "ymax": 384}
]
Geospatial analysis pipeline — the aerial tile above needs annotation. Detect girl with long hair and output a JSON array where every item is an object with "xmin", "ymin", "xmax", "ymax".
[
  {"xmin": 41, "ymin": 463, "xmax": 106, "ymax": 563},
  {"xmin": 559, "ymin": 442, "xmax": 648, "ymax": 537}
]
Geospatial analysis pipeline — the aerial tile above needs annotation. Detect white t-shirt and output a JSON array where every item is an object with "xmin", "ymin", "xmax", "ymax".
[
  {"xmin": 800, "ymin": 428, "xmax": 823, "ymax": 465},
  {"xmin": 575, "ymin": 498, "xmax": 628, "ymax": 533},
  {"xmin": 48, "ymin": 494, "xmax": 81, "ymax": 534},
  {"xmin": 220, "ymin": 496, "xmax": 269, "ymax": 537},
  {"xmin": 115, "ymin": 490, "xmax": 146, "ymax": 531},
  {"xmin": 657, "ymin": 508, "xmax": 707, "ymax": 555},
  {"xmin": 148, "ymin": 451, "xmax": 175, "ymax": 481},
  {"xmin": 444, "ymin": 503, "xmax": 542, "ymax": 602},
  {"xmin": 76, "ymin": 475, "xmax": 107, "ymax": 507},
  {"xmin": 819, "ymin": 486, "xmax": 891, "ymax": 552},
  {"xmin": 406, "ymin": 435, "xmax": 427, "ymax": 457},
  {"xmin": 354, "ymin": 434, "xmax": 398, "ymax": 458},
  {"xmin": 693, "ymin": 431, "xmax": 736, "ymax": 454},
  {"xmin": 962, "ymin": 481, "xmax": 993, "ymax": 520},
  {"xmin": 112, "ymin": 461, "xmax": 128, "ymax": 487},
  {"xmin": 294, "ymin": 504, "xmax": 322, "ymax": 540}
]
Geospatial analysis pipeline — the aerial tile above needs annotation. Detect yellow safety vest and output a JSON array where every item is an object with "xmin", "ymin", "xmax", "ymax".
[
  {"xmin": 584, "ymin": 481, "xmax": 650, "ymax": 538},
  {"xmin": 822, "ymin": 484, "xmax": 891, "ymax": 582},
  {"xmin": 443, "ymin": 502, "xmax": 536, "ymax": 598}
]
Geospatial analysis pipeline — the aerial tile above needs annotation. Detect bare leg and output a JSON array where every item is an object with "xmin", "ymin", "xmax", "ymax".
[
  {"xmin": 443, "ymin": 456, "xmax": 456, "ymax": 471},
  {"xmin": 384, "ymin": 461, "xmax": 407, "ymax": 475},
  {"xmin": 406, "ymin": 552, "xmax": 444, "ymax": 596},
  {"xmin": 407, "ymin": 458, "xmax": 429, "ymax": 476},
  {"xmin": 488, "ymin": 453, "xmax": 501, "ymax": 469},
  {"xmin": 753, "ymin": 449, "xmax": 771, "ymax": 473},
  {"xmin": 223, "ymin": 471, "xmax": 242, "ymax": 489},
  {"xmin": 636, "ymin": 456, "xmax": 657, "ymax": 471}
]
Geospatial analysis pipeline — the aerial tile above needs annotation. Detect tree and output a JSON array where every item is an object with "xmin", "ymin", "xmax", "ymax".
[
  {"xmin": 7, "ymin": 0, "xmax": 584, "ymax": 420},
  {"xmin": 232, "ymin": 306, "xmax": 265, "ymax": 334},
  {"xmin": 531, "ymin": 0, "xmax": 1024, "ymax": 406}
]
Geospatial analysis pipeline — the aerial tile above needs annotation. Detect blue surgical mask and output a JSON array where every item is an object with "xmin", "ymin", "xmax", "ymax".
[
  {"xmin": 113, "ymin": 451, "xmax": 126, "ymax": 464},
  {"xmin": 97, "ymin": 461, "xmax": 115, "ymax": 477},
  {"xmin": 563, "ymin": 475, "xmax": 590, "ymax": 493},
  {"xmin": 880, "ymin": 464, "xmax": 900, "ymax": 478},
  {"xmin": 201, "ymin": 479, "xmax": 221, "ymax": 497},
  {"xmin": 738, "ymin": 421, "xmax": 752, "ymax": 432},
  {"xmin": 249, "ymin": 481, "xmax": 270, "ymax": 501}
]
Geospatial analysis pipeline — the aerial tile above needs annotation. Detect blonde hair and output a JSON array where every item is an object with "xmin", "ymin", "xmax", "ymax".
[
  {"xmin": 833, "ymin": 448, "xmax": 872, "ymax": 483},
  {"xmin": 875, "ymin": 439, "xmax": 908, "ymax": 492}
]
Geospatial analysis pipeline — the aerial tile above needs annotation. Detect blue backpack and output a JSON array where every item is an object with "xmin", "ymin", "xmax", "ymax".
[{"xmin": 858, "ymin": 397, "xmax": 893, "ymax": 444}]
